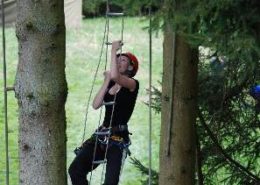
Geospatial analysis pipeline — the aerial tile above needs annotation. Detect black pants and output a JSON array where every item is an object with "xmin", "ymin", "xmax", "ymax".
[{"xmin": 69, "ymin": 139, "xmax": 125, "ymax": 185}]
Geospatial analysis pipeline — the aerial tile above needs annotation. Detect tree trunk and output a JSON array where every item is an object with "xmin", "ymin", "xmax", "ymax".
[
  {"xmin": 15, "ymin": 1, "xmax": 67, "ymax": 184},
  {"xmin": 159, "ymin": 21, "xmax": 198, "ymax": 185}
]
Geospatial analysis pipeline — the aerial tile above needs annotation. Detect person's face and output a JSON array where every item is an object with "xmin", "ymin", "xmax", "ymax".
[{"xmin": 117, "ymin": 55, "xmax": 130, "ymax": 73}]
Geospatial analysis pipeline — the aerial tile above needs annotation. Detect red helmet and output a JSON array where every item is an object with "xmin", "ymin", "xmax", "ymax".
[{"xmin": 123, "ymin": 52, "xmax": 139, "ymax": 77}]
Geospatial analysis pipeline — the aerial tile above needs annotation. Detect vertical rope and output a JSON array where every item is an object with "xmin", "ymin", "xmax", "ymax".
[
  {"xmin": 88, "ymin": 0, "xmax": 126, "ymax": 183},
  {"xmin": 148, "ymin": 6, "xmax": 153, "ymax": 185},
  {"xmin": 90, "ymin": 1, "xmax": 113, "ymax": 184},
  {"xmin": 104, "ymin": 1, "xmax": 110, "ymax": 70},
  {"xmin": 89, "ymin": 106, "xmax": 104, "ymax": 185},
  {"xmin": 81, "ymin": 17, "xmax": 109, "ymax": 144},
  {"xmin": 100, "ymin": 94, "xmax": 117, "ymax": 185},
  {"xmin": 120, "ymin": 16, "xmax": 124, "ymax": 43},
  {"xmin": 100, "ymin": 2, "xmax": 126, "ymax": 184},
  {"xmin": 1, "ymin": 0, "xmax": 10, "ymax": 184},
  {"xmin": 166, "ymin": 32, "xmax": 176, "ymax": 156}
]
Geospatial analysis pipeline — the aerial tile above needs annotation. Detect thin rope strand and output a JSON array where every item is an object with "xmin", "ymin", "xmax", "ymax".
[
  {"xmin": 109, "ymin": 11, "xmax": 126, "ymax": 184},
  {"xmin": 89, "ymin": 42, "xmax": 108, "ymax": 183},
  {"xmin": 100, "ymin": 94, "xmax": 117, "ymax": 185},
  {"xmin": 89, "ymin": 106, "xmax": 104, "ymax": 185},
  {"xmin": 1, "ymin": 1, "xmax": 10, "ymax": 184},
  {"xmin": 99, "ymin": 12, "xmax": 126, "ymax": 185},
  {"xmin": 81, "ymin": 17, "xmax": 109, "ymax": 144},
  {"xmin": 90, "ymin": 1, "xmax": 111, "ymax": 184},
  {"xmin": 104, "ymin": 5, "xmax": 110, "ymax": 70},
  {"xmin": 121, "ymin": 16, "xmax": 124, "ymax": 43},
  {"xmin": 87, "ymin": 0, "xmax": 126, "ymax": 183},
  {"xmin": 148, "ymin": 6, "xmax": 153, "ymax": 185}
]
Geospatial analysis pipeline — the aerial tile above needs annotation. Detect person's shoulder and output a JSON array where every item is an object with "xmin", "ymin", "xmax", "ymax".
[
  {"xmin": 131, "ymin": 78, "xmax": 139, "ymax": 91},
  {"xmin": 131, "ymin": 78, "xmax": 139, "ymax": 82}
]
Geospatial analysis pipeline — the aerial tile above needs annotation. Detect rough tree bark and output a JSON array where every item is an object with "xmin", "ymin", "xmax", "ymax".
[
  {"xmin": 159, "ymin": 21, "xmax": 198, "ymax": 185},
  {"xmin": 15, "ymin": 0, "xmax": 67, "ymax": 184}
]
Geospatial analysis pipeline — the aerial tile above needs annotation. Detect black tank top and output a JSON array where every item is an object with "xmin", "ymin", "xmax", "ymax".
[{"xmin": 103, "ymin": 79, "xmax": 139, "ymax": 128}]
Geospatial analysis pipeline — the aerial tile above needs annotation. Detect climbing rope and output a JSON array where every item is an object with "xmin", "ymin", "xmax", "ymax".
[
  {"xmin": 148, "ymin": 6, "xmax": 153, "ymax": 185},
  {"xmin": 98, "ymin": 4, "xmax": 125, "ymax": 185},
  {"xmin": 99, "ymin": 94, "xmax": 118, "ymax": 185},
  {"xmin": 88, "ymin": 2, "xmax": 111, "ymax": 184},
  {"xmin": 1, "ymin": 0, "xmax": 10, "ymax": 185},
  {"xmin": 99, "ymin": 6, "xmax": 125, "ymax": 184},
  {"xmin": 81, "ymin": 14, "xmax": 109, "ymax": 144}
]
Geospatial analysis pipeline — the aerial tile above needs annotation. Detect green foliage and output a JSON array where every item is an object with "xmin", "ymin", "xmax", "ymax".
[
  {"xmin": 144, "ymin": 82, "xmax": 162, "ymax": 114},
  {"xmin": 112, "ymin": 0, "xmax": 161, "ymax": 15},
  {"xmin": 130, "ymin": 0, "xmax": 260, "ymax": 184},
  {"xmin": 144, "ymin": 52, "xmax": 260, "ymax": 184},
  {"xmin": 130, "ymin": 157, "xmax": 158, "ymax": 185},
  {"xmin": 82, "ymin": 0, "xmax": 105, "ymax": 17},
  {"xmin": 191, "ymin": 0, "xmax": 260, "ymax": 62},
  {"xmin": 0, "ymin": 24, "xmax": 19, "ymax": 185},
  {"xmin": 82, "ymin": 0, "xmax": 161, "ymax": 17},
  {"xmin": 197, "ymin": 53, "xmax": 260, "ymax": 184}
]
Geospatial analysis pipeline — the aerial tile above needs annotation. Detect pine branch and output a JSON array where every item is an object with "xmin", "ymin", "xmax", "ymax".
[
  {"xmin": 130, "ymin": 157, "xmax": 159, "ymax": 185},
  {"xmin": 198, "ymin": 108, "xmax": 260, "ymax": 183},
  {"xmin": 223, "ymin": 74, "xmax": 250, "ymax": 102},
  {"xmin": 145, "ymin": 84, "xmax": 162, "ymax": 113},
  {"xmin": 195, "ymin": 123, "xmax": 204, "ymax": 185}
]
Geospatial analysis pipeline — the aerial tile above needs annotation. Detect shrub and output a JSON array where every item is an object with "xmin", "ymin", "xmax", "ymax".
[{"xmin": 82, "ymin": 0, "xmax": 105, "ymax": 17}]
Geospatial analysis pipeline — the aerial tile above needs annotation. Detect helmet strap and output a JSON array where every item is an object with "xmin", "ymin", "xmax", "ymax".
[{"xmin": 127, "ymin": 65, "xmax": 133, "ymax": 71}]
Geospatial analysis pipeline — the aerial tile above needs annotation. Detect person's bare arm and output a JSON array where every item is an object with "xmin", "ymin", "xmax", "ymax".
[
  {"xmin": 92, "ymin": 71, "xmax": 111, "ymax": 109},
  {"xmin": 110, "ymin": 41, "xmax": 136, "ymax": 91}
]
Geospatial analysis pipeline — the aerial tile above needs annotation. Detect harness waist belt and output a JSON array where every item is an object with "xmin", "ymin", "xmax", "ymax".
[{"xmin": 112, "ymin": 125, "xmax": 128, "ymax": 132}]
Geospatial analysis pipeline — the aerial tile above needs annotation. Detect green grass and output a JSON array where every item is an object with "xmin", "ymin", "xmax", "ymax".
[
  {"xmin": 0, "ymin": 22, "xmax": 19, "ymax": 185},
  {"xmin": 0, "ymin": 17, "xmax": 163, "ymax": 185}
]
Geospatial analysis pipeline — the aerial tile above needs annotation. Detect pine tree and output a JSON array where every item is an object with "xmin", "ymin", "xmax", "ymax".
[
  {"xmin": 127, "ymin": 0, "xmax": 260, "ymax": 184},
  {"xmin": 15, "ymin": 1, "xmax": 67, "ymax": 184}
]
